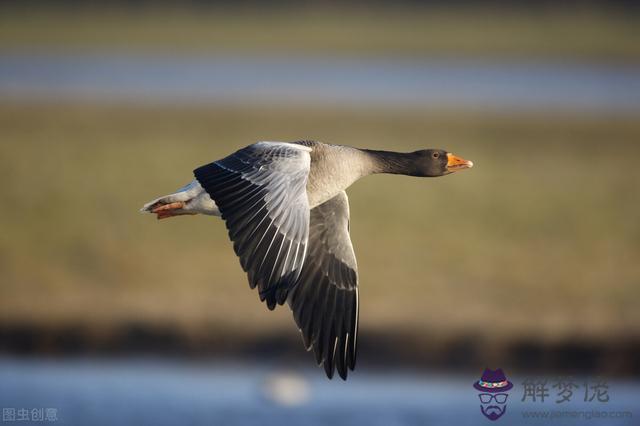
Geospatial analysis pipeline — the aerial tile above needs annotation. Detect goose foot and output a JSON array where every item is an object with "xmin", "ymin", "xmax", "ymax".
[{"xmin": 151, "ymin": 201, "xmax": 195, "ymax": 220}]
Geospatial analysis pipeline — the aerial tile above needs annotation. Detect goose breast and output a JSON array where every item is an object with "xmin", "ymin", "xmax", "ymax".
[{"xmin": 300, "ymin": 142, "xmax": 374, "ymax": 208}]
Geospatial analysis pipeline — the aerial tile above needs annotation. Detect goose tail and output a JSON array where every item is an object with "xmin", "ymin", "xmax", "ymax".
[{"xmin": 140, "ymin": 180, "xmax": 220, "ymax": 219}]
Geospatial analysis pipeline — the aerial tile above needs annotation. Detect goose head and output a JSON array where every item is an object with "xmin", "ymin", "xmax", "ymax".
[{"xmin": 412, "ymin": 149, "xmax": 473, "ymax": 177}]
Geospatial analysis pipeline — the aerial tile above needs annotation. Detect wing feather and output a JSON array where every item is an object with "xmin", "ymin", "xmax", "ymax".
[
  {"xmin": 288, "ymin": 191, "xmax": 359, "ymax": 379},
  {"xmin": 194, "ymin": 142, "xmax": 311, "ymax": 309}
]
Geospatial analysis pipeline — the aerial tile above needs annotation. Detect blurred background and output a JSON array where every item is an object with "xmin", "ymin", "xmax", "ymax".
[{"xmin": 0, "ymin": 1, "xmax": 639, "ymax": 425}]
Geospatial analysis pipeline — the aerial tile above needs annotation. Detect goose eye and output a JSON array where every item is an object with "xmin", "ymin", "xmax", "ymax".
[{"xmin": 432, "ymin": 152, "xmax": 439, "ymax": 159}]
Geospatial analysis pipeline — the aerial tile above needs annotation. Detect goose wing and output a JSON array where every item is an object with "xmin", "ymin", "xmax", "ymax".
[
  {"xmin": 288, "ymin": 191, "xmax": 359, "ymax": 379},
  {"xmin": 194, "ymin": 142, "xmax": 311, "ymax": 309}
]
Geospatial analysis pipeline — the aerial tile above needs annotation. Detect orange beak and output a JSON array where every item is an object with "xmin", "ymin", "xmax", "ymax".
[{"xmin": 446, "ymin": 153, "xmax": 474, "ymax": 173}]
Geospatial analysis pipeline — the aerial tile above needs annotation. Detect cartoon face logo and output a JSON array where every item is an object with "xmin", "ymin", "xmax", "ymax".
[{"xmin": 473, "ymin": 368, "xmax": 513, "ymax": 421}]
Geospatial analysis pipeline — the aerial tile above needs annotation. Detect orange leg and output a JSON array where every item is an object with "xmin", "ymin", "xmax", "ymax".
[{"xmin": 151, "ymin": 201, "xmax": 195, "ymax": 220}]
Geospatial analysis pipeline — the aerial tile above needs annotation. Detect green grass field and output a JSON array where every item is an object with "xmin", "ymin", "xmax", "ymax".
[
  {"xmin": 1, "ymin": 103, "xmax": 638, "ymax": 345},
  {"xmin": 0, "ymin": 6, "xmax": 639, "ymax": 62}
]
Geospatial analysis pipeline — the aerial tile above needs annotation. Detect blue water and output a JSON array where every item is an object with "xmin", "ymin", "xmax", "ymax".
[
  {"xmin": 0, "ymin": 52, "xmax": 639, "ymax": 112},
  {"xmin": 0, "ymin": 358, "xmax": 637, "ymax": 426}
]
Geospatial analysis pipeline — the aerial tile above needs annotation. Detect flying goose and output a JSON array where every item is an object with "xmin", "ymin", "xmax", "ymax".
[{"xmin": 141, "ymin": 141, "xmax": 473, "ymax": 379}]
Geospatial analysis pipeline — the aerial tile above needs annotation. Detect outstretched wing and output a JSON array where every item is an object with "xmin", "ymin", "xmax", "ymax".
[
  {"xmin": 288, "ymin": 191, "xmax": 359, "ymax": 380},
  {"xmin": 194, "ymin": 142, "xmax": 311, "ymax": 309}
]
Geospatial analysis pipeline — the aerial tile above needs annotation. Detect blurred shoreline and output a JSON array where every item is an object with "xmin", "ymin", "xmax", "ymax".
[{"xmin": 2, "ymin": 320, "xmax": 639, "ymax": 377}]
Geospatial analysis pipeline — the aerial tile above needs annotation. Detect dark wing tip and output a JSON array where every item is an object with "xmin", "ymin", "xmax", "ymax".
[
  {"xmin": 337, "ymin": 368, "xmax": 348, "ymax": 381},
  {"xmin": 289, "ymin": 263, "xmax": 358, "ymax": 380},
  {"xmin": 323, "ymin": 359, "xmax": 335, "ymax": 379}
]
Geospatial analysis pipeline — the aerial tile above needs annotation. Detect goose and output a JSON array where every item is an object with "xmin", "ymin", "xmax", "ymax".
[{"xmin": 141, "ymin": 140, "xmax": 473, "ymax": 379}]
